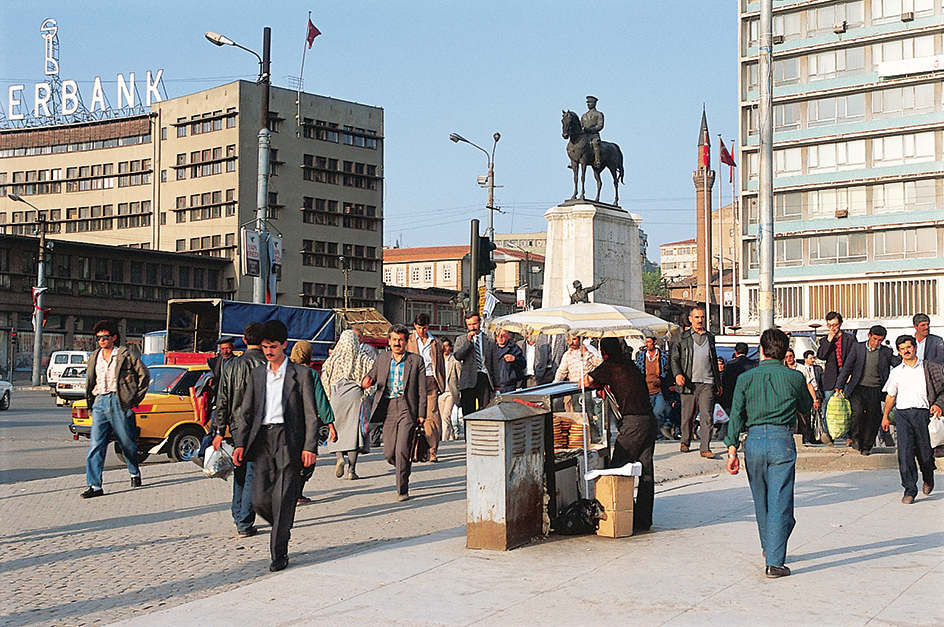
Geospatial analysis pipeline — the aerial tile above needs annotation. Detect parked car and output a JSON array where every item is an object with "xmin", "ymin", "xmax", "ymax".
[
  {"xmin": 47, "ymin": 351, "xmax": 91, "ymax": 386},
  {"xmin": 0, "ymin": 378, "xmax": 11, "ymax": 410},
  {"xmin": 55, "ymin": 366, "xmax": 87, "ymax": 406},
  {"xmin": 69, "ymin": 364, "xmax": 212, "ymax": 463}
]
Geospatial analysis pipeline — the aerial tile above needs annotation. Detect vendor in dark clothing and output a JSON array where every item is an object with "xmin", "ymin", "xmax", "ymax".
[
  {"xmin": 494, "ymin": 329, "xmax": 526, "ymax": 393},
  {"xmin": 583, "ymin": 337, "xmax": 657, "ymax": 531}
]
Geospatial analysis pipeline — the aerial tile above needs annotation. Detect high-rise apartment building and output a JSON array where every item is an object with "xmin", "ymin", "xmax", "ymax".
[
  {"xmin": 738, "ymin": 1, "xmax": 944, "ymax": 326},
  {"xmin": 0, "ymin": 81, "xmax": 384, "ymax": 309}
]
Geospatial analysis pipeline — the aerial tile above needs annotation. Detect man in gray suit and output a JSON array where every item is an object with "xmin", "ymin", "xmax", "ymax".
[
  {"xmin": 362, "ymin": 325, "xmax": 427, "ymax": 501},
  {"xmin": 518, "ymin": 334, "xmax": 551, "ymax": 387},
  {"xmin": 453, "ymin": 312, "xmax": 498, "ymax": 416},
  {"xmin": 233, "ymin": 320, "xmax": 319, "ymax": 572},
  {"xmin": 913, "ymin": 313, "xmax": 944, "ymax": 365}
]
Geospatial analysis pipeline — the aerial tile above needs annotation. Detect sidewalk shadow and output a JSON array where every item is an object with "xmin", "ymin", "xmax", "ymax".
[{"xmin": 791, "ymin": 531, "xmax": 944, "ymax": 574}]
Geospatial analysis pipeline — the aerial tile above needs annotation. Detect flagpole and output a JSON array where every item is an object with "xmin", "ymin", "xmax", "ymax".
[
  {"xmin": 717, "ymin": 133, "xmax": 724, "ymax": 334},
  {"xmin": 296, "ymin": 12, "xmax": 311, "ymax": 138}
]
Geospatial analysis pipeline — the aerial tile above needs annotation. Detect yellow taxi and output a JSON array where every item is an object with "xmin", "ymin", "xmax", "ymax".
[{"xmin": 70, "ymin": 364, "xmax": 213, "ymax": 463}]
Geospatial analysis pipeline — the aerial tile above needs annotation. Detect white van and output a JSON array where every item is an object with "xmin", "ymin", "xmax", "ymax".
[{"xmin": 47, "ymin": 351, "xmax": 91, "ymax": 386}]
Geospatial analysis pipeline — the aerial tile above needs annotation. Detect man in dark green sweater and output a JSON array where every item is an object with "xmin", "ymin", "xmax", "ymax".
[{"xmin": 725, "ymin": 328, "xmax": 812, "ymax": 579}]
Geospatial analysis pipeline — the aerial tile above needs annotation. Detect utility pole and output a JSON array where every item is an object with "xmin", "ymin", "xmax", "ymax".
[
  {"xmin": 32, "ymin": 213, "xmax": 47, "ymax": 386},
  {"xmin": 758, "ymin": 0, "xmax": 775, "ymax": 331}
]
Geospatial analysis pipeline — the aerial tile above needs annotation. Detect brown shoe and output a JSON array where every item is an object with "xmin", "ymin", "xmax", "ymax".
[
  {"xmin": 902, "ymin": 495, "xmax": 915, "ymax": 504},
  {"xmin": 765, "ymin": 565, "xmax": 791, "ymax": 578},
  {"xmin": 821, "ymin": 433, "xmax": 833, "ymax": 446},
  {"xmin": 680, "ymin": 443, "xmax": 690, "ymax": 453},
  {"xmin": 701, "ymin": 451, "xmax": 716, "ymax": 459},
  {"xmin": 922, "ymin": 481, "xmax": 934, "ymax": 496}
]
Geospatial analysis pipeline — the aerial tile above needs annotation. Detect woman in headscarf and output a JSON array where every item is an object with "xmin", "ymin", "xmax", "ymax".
[
  {"xmin": 289, "ymin": 340, "xmax": 336, "ymax": 503},
  {"xmin": 321, "ymin": 329, "xmax": 374, "ymax": 479}
]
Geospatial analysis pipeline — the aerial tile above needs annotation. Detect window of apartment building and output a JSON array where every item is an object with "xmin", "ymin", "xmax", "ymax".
[
  {"xmin": 873, "ymin": 178, "xmax": 937, "ymax": 214},
  {"xmin": 226, "ymin": 145, "xmax": 236, "ymax": 172},
  {"xmin": 774, "ymin": 102, "xmax": 801, "ymax": 132},
  {"xmin": 872, "ymin": 131, "xmax": 935, "ymax": 167},
  {"xmin": 872, "ymin": 0, "xmax": 934, "ymax": 25},
  {"xmin": 775, "ymin": 238, "xmax": 803, "ymax": 267},
  {"xmin": 410, "ymin": 267, "xmax": 420, "ymax": 283},
  {"xmin": 809, "ymin": 46, "xmax": 865, "ymax": 81},
  {"xmin": 774, "ymin": 192, "xmax": 802, "ymax": 221},
  {"xmin": 873, "ymin": 35, "xmax": 934, "ymax": 70},
  {"xmin": 269, "ymin": 149, "xmax": 280, "ymax": 176},
  {"xmin": 872, "ymin": 83, "xmax": 935, "ymax": 119},
  {"xmin": 773, "ymin": 57, "xmax": 800, "ymax": 86},
  {"xmin": 809, "ymin": 233, "xmax": 867, "ymax": 264},
  {"xmin": 808, "ymin": 139, "xmax": 866, "ymax": 173},
  {"xmin": 424, "ymin": 265, "xmax": 433, "ymax": 282},
  {"xmin": 443, "ymin": 265, "xmax": 453, "ymax": 282},
  {"xmin": 749, "ymin": 147, "xmax": 801, "ymax": 180},
  {"xmin": 808, "ymin": 1, "xmax": 864, "ymax": 36},
  {"xmin": 383, "ymin": 268, "xmax": 392, "ymax": 283},
  {"xmin": 227, "ymin": 108, "xmax": 237, "ymax": 128},
  {"xmin": 875, "ymin": 278, "xmax": 937, "ymax": 318},
  {"xmin": 267, "ymin": 114, "xmax": 282, "ymax": 133},
  {"xmin": 396, "ymin": 268, "xmax": 405, "ymax": 283},
  {"xmin": 807, "ymin": 93, "xmax": 866, "ymax": 128},
  {"xmin": 773, "ymin": 11, "xmax": 801, "ymax": 43},
  {"xmin": 176, "ymin": 118, "xmax": 187, "ymax": 137},
  {"xmin": 875, "ymin": 227, "xmax": 937, "ymax": 260},
  {"xmin": 807, "ymin": 185, "xmax": 867, "ymax": 218}
]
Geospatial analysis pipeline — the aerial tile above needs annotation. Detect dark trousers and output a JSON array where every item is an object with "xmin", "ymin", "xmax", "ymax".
[
  {"xmin": 611, "ymin": 413, "xmax": 657, "ymax": 531},
  {"xmin": 460, "ymin": 372, "xmax": 493, "ymax": 417},
  {"xmin": 681, "ymin": 382, "xmax": 715, "ymax": 453},
  {"xmin": 895, "ymin": 408, "xmax": 935, "ymax": 498},
  {"xmin": 849, "ymin": 386, "xmax": 884, "ymax": 452},
  {"xmin": 250, "ymin": 425, "xmax": 300, "ymax": 561},
  {"xmin": 232, "ymin": 459, "xmax": 255, "ymax": 532},
  {"xmin": 381, "ymin": 397, "xmax": 415, "ymax": 496}
]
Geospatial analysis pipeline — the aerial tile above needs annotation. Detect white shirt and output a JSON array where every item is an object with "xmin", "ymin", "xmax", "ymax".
[
  {"xmin": 883, "ymin": 359, "xmax": 928, "ymax": 410},
  {"xmin": 525, "ymin": 342, "xmax": 536, "ymax": 376},
  {"xmin": 262, "ymin": 358, "xmax": 288, "ymax": 425},
  {"xmin": 92, "ymin": 349, "xmax": 118, "ymax": 396},
  {"xmin": 916, "ymin": 337, "xmax": 927, "ymax": 362},
  {"xmin": 416, "ymin": 333, "xmax": 434, "ymax": 376}
]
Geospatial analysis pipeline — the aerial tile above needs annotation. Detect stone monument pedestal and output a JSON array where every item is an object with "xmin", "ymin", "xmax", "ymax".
[{"xmin": 542, "ymin": 201, "xmax": 644, "ymax": 309}]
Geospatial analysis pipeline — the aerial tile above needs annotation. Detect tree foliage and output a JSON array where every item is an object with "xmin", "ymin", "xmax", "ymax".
[{"xmin": 643, "ymin": 270, "xmax": 669, "ymax": 297}]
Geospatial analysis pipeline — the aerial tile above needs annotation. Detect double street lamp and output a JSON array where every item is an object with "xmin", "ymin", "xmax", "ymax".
[
  {"xmin": 8, "ymin": 193, "xmax": 47, "ymax": 386},
  {"xmin": 450, "ymin": 132, "xmax": 500, "ymax": 293},
  {"xmin": 206, "ymin": 28, "xmax": 272, "ymax": 303}
]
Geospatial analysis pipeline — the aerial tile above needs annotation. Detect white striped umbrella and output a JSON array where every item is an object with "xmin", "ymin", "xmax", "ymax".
[{"xmin": 488, "ymin": 302, "xmax": 677, "ymax": 339}]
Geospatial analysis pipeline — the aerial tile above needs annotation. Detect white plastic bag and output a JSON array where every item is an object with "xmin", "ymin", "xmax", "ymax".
[
  {"xmin": 203, "ymin": 441, "xmax": 235, "ymax": 480},
  {"xmin": 929, "ymin": 415, "xmax": 944, "ymax": 448},
  {"xmin": 712, "ymin": 403, "xmax": 729, "ymax": 424}
]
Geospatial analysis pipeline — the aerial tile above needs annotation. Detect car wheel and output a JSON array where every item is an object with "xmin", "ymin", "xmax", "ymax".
[
  {"xmin": 114, "ymin": 441, "xmax": 150, "ymax": 464},
  {"xmin": 170, "ymin": 425, "xmax": 206, "ymax": 462},
  {"xmin": 0, "ymin": 391, "xmax": 9, "ymax": 411}
]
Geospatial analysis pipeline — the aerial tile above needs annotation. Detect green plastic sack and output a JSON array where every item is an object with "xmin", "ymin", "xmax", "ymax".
[{"xmin": 825, "ymin": 390, "xmax": 852, "ymax": 437}]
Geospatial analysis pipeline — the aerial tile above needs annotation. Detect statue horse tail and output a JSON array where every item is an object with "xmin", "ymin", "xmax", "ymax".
[{"xmin": 614, "ymin": 144, "xmax": 625, "ymax": 185}]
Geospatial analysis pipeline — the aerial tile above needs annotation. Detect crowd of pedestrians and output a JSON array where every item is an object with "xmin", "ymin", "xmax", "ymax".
[{"xmin": 75, "ymin": 307, "xmax": 941, "ymax": 576}]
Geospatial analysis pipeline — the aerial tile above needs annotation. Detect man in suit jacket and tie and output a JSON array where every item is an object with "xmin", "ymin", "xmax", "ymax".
[
  {"xmin": 363, "ymin": 325, "xmax": 427, "ymax": 501},
  {"xmin": 913, "ymin": 313, "xmax": 944, "ymax": 365},
  {"xmin": 453, "ymin": 312, "xmax": 498, "ymax": 416},
  {"xmin": 846, "ymin": 325, "xmax": 901, "ymax": 455},
  {"xmin": 406, "ymin": 313, "xmax": 446, "ymax": 462},
  {"xmin": 233, "ymin": 320, "xmax": 320, "ymax": 572},
  {"xmin": 518, "ymin": 333, "xmax": 551, "ymax": 387}
]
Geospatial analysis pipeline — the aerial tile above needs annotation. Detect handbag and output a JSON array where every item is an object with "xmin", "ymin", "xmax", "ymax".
[
  {"xmin": 410, "ymin": 425, "xmax": 430, "ymax": 463},
  {"xmin": 811, "ymin": 407, "xmax": 825, "ymax": 444},
  {"xmin": 929, "ymin": 414, "xmax": 944, "ymax": 448}
]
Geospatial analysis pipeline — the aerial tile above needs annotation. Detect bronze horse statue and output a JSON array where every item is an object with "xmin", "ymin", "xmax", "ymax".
[{"xmin": 562, "ymin": 110, "xmax": 624, "ymax": 205}]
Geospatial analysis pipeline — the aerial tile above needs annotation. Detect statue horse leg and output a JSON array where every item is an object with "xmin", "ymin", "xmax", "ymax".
[
  {"xmin": 580, "ymin": 163, "xmax": 587, "ymax": 200},
  {"xmin": 609, "ymin": 163, "xmax": 619, "ymax": 205},
  {"xmin": 570, "ymin": 158, "xmax": 579, "ymax": 200},
  {"xmin": 592, "ymin": 166, "xmax": 603, "ymax": 203}
]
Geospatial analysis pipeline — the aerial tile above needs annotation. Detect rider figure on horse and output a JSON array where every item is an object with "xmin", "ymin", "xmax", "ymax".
[{"xmin": 581, "ymin": 96, "xmax": 604, "ymax": 169}]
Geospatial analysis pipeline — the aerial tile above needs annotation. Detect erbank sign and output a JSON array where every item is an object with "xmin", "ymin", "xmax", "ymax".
[{"xmin": 5, "ymin": 18, "xmax": 164, "ymax": 121}]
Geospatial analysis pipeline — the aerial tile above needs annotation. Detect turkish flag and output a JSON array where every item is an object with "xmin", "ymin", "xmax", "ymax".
[
  {"xmin": 307, "ymin": 19, "xmax": 321, "ymax": 48},
  {"xmin": 719, "ymin": 138, "xmax": 737, "ymax": 167}
]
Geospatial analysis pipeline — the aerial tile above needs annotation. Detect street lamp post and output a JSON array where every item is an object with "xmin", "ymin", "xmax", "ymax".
[
  {"xmin": 206, "ymin": 27, "xmax": 272, "ymax": 303},
  {"xmin": 450, "ymin": 132, "xmax": 500, "ymax": 293},
  {"xmin": 9, "ymin": 194, "xmax": 47, "ymax": 386}
]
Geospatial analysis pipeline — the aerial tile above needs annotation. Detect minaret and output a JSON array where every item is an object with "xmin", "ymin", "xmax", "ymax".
[{"xmin": 693, "ymin": 109, "xmax": 715, "ymax": 307}]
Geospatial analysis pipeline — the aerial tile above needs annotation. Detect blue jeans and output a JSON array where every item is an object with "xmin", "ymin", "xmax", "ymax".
[
  {"xmin": 232, "ymin": 459, "xmax": 256, "ymax": 531},
  {"xmin": 744, "ymin": 424, "xmax": 796, "ymax": 568},
  {"xmin": 895, "ymin": 408, "xmax": 935, "ymax": 498},
  {"xmin": 649, "ymin": 393, "xmax": 670, "ymax": 426},
  {"xmin": 85, "ymin": 392, "xmax": 140, "ymax": 488}
]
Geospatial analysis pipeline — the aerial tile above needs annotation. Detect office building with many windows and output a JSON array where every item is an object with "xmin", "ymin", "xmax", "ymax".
[
  {"xmin": 738, "ymin": 0, "xmax": 944, "ymax": 327},
  {"xmin": 0, "ymin": 81, "xmax": 383, "ymax": 311}
]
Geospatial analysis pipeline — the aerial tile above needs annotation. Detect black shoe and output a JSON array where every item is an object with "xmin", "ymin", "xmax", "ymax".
[
  {"xmin": 131, "ymin": 475, "xmax": 142, "ymax": 487},
  {"xmin": 81, "ymin": 487, "xmax": 104, "ymax": 499},
  {"xmin": 238, "ymin": 526, "xmax": 258, "ymax": 537},
  {"xmin": 860, "ymin": 448, "xmax": 871, "ymax": 456},
  {"xmin": 269, "ymin": 555, "xmax": 289, "ymax": 572},
  {"xmin": 765, "ymin": 565, "xmax": 791, "ymax": 578}
]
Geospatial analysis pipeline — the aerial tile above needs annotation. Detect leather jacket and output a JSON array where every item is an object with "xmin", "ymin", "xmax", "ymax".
[
  {"xmin": 670, "ymin": 329, "xmax": 721, "ymax": 394},
  {"xmin": 86, "ymin": 346, "xmax": 150, "ymax": 411},
  {"xmin": 213, "ymin": 348, "xmax": 266, "ymax": 434}
]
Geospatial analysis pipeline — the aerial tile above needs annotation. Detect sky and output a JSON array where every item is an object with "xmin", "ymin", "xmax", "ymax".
[{"xmin": 0, "ymin": 1, "xmax": 740, "ymax": 261}]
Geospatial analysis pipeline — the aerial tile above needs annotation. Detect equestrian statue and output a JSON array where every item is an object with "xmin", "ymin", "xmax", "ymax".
[{"xmin": 562, "ymin": 96, "xmax": 624, "ymax": 205}]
